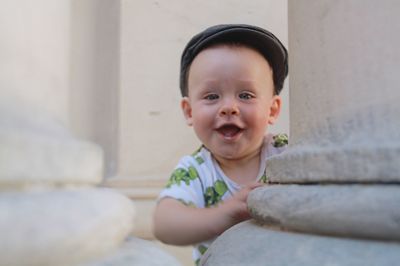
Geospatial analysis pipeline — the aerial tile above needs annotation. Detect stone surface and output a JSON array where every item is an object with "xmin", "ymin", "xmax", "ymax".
[
  {"xmin": 201, "ymin": 220, "xmax": 400, "ymax": 266},
  {"xmin": 264, "ymin": 0, "xmax": 400, "ymax": 184},
  {"xmin": 265, "ymin": 141, "xmax": 400, "ymax": 183},
  {"xmin": 83, "ymin": 237, "xmax": 181, "ymax": 266},
  {"xmin": 0, "ymin": 188, "xmax": 134, "ymax": 266},
  {"xmin": 0, "ymin": 119, "xmax": 103, "ymax": 187},
  {"xmin": 248, "ymin": 184, "xmax": 400, "ymax": 241}
]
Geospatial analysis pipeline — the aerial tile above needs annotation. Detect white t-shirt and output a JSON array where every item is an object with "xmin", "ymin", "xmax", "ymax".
[{"xmin": 158, "ymin": 133, "xmax": 287, "ymax": 265}]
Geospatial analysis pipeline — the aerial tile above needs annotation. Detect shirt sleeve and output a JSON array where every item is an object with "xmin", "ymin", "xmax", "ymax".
[{"xmin": 158, "ymin": 155, "xmax": 206, "ymax": 208}]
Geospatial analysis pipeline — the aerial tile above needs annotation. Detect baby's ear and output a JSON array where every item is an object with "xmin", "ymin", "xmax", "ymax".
[
  {"xmin": 181, "ymin": 97, "xmax": 193, "ymax": 126},
  {"xmin": 268, "ymin": 95, "xmax": 281, "ymax": 125}
]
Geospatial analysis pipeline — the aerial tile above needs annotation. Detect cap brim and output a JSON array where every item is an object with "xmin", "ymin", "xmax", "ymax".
[{"xmin": 180, "ymin": 24, "xmax": 288, "ymax": 96}]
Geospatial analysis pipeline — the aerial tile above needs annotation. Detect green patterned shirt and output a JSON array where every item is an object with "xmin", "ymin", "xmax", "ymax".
[{"xmin": 158, "ymin": 133, "xmax": 287, "ymax": 264}]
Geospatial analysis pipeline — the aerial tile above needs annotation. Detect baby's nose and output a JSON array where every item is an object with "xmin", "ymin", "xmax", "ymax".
[{"xmin": 219, "ymin": 100, "xmax": 240, "ymax": 116}]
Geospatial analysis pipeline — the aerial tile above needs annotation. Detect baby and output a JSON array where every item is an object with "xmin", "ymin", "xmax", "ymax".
[{"xmin": 153, "ymin": 24, "xmax": 288, "ymax": 265}]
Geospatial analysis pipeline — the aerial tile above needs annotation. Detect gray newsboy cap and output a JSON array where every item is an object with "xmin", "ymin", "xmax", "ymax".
[{"xmin": 180, "ymin": 24, "xmax": 288, "ymax": 97}]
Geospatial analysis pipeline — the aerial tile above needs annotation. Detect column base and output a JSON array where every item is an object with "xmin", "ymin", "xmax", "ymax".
[
  {"xmin": 201, "ymin": 220, "xmax": 400, "ymax": 266},
  {"xmin": 248, "ymin": 184, "xmax": 400, "ymax": 241},
  {"xmin": 266, "ymin": 144, "xmax": 400, "ymax": 183}
]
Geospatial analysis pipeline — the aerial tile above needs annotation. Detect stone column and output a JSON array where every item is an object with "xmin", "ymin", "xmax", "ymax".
[
  {"xmin": 0, "ymin": 1, "xmax": 179, "ymax": 265},
  {"xmin": 201, "ymin": 1, "xmax": 400, "ymax": 265},
  {"xmin": 269, "ymin": 0, "xmax": 400, "ymax": 183}
]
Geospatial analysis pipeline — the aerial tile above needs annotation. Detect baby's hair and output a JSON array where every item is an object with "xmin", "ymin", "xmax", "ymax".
[{"xmin": 179, "ymin": 24, "xmax": 288, "ymax": 98}]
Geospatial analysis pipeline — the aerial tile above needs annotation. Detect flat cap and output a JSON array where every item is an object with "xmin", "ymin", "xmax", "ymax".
[{"xmin": 180, "ymin": 24, "xmax": 288, "ymax": 96}]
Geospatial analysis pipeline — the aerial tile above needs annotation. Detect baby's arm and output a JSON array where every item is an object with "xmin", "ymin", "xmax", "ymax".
[{"xmin": 152, "ymin": 182, "xmax": 262, "ymax": 245}]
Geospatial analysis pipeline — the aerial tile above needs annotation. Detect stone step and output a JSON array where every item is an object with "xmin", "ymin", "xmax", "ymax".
[
  {"xmin": 82, "ymin": 237, "xmax": 181, "ymax": 266},
  {"xmin": 265, "ymin": 144, "xmax": 400, "ymax": 183},
  {"xmin": 248, "ymin": 184, "xmax": 400, "ymax": 241},
  {"xmin": 0, "ymin": 109, "xmax": 103, "ymax": 187},
  {"xmin": 0, "ymin": 188, "xmax": 134, "ymax": 266},
  {"xmin": 201, "ymin": 220, "xmax": 400, "ymax": 266}
]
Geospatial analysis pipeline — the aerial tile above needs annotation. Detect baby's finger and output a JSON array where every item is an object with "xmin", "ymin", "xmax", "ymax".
[
  {"xmin": 246, "ymin": 182, "xmax": 264, "ymax": 190},
  {"xmin": 237, "ymin": 182, "xmax": 263, "ymax": 199}
]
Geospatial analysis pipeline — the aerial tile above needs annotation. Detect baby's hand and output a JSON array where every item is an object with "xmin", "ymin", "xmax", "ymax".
[{"xmin": 220, "ymin": 182, "xmax": 264, "ymax": 223}]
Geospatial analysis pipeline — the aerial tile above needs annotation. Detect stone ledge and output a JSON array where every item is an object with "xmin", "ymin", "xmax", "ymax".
[
  {"xmin": 266, "ymin": 145, "xmax": 400, "ymax": 183},
  {"xmin": 82, "ymin": 237, "xmax": 181, "ymax": 266},
  {"xmin": 201, "ymin": 220, "xmax": 400, "ymax": 266},
  {"xmin": 102, "ymin": 176, "xmax": 164, "ymax": 200},
  {"xmin": 0, "ymin": 188, "xmax": 134, "ymax": 266},
  {"xmin": 248, "ymin": 184, "xmax": 400, "ymax": 241},
  {"xmin": 102, "ymin": 176, "xmax": 167, "ymax": 239},
  {"xmin": 0, "ymin": 129, "xmax": 103, "ymax": 187}
]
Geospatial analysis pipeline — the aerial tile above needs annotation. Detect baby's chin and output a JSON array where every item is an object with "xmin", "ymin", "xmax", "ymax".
[
  {"xmin": 211, "ymin": 147, "xmax": 258, "ymax": 162},
  {"xmin": 208, "ymin": 148, "xmax": 235, "ymax": 160}
]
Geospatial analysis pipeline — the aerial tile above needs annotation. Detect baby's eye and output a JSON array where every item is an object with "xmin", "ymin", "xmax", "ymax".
[
  {"xmin": 204, "ymin": 94, "xmax": 219, "ymax": 100},
  {"xmin": 238, "ymin": 92, "xmax": 254, "ymax": 100}
]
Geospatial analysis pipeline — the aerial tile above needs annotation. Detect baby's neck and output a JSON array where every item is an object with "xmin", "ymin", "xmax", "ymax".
[{"xmin": 215, "ymin": 150, "xmax": 261, "ymax": 186}]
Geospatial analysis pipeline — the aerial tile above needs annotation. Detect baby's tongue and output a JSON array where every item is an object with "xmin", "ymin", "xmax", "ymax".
[{"xmin": 218, "ymin": 125, "xmax": 241, "ymax": 137}]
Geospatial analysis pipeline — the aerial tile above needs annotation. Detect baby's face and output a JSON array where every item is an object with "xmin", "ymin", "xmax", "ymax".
[{"xmin": 181, "ymin": 45, "xmax": 281, "ymax": 162}]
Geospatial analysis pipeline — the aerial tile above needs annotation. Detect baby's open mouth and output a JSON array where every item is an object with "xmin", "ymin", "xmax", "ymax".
[{"xmin": 217, "ymin": 124, "xmax": 243, "ymax": 138}]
